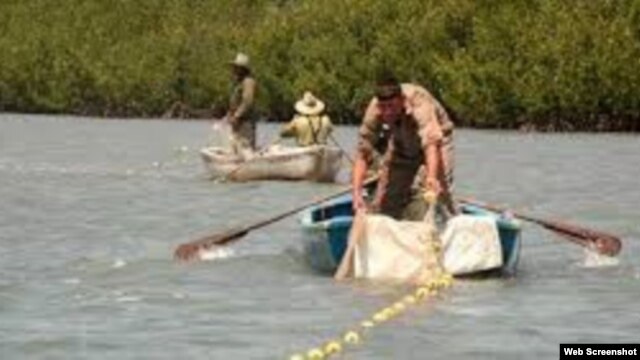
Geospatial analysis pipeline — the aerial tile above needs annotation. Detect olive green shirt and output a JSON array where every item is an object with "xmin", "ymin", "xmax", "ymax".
[{"xmin": 228, "ymin": 76, "xmax": 257, "ymax": 150}]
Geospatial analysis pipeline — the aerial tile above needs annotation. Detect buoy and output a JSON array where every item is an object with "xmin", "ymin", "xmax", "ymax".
[
  {"xmin": 439, "ymin": 277, "xmax": 453, "ymax": 288},
  {"xmin": 392, "ymin": 301, "xmax": 407, "ymax": 313},
  {"xmin": 307, "ymin": 348, "xmax": 325, "ymax": 360},
  {"xmin": 425, "ymin": 280, "xmax": 438, "ymax": 290},
  {"xmin": 323, "ymin": 341, "xmax": 342, "ymax": 355},
  {"xmin": 415, "ymin": 287, "xmax": 429, "ymax": 299},
  {"xmin": 360, "ymin": 320, "xmax": 375, "ymax": 329},
  {"xmin": 343, "ymin": 331, "xmax": 361, "ymax": 345},
  {"xmin": 423, "ymin": 191, "xmax": 437, "ymax": 204},
  {"xmin": 403, "ymin": 294, "xmax": 417, "ymax": 305},
  {"xmin": 373, "ymin": 311, "xmax": 388, "ymax": 323},
  {"xmin": 382, "ymin": 306, "xmax": 396, "ymax": 318},
  {"xmin": 290, "ymin": 275, "xmax": 455, "ymax": 358}
]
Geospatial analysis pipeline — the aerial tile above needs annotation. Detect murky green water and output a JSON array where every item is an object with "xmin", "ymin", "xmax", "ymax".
[{"xmin": 1, "ymin": 114, "xmax": 638, "ymax": 359}]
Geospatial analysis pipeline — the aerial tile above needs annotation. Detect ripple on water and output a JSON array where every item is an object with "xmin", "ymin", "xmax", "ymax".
[
  {"xmin": 198, "ymin": 247, "xmax": 236, "ymax": 261},
  {"xmin": 2, "ymin": 117, "xmax": 640, "ymax": 360},
  {"xmin": 579, "ymin": 249, "xmax": 620, "ymax": 268}
]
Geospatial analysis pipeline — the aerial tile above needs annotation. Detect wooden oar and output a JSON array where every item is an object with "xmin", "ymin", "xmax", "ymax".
[
  {"xmin": 174, "ymin": 177, "xmax": 378, "ymax": 261},
  {"xmin": 456, "ymin": 197, "xmax": 622, "ymax": 257}
]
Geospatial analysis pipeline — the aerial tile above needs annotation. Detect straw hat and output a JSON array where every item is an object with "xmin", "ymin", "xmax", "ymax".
[
  {"xmin": 295, "ymin": 91, "xmax": 325, "ymax": 115},
  {"xmin": 230, "ymin": 53, "xmax": 250, "ymax": 68}
]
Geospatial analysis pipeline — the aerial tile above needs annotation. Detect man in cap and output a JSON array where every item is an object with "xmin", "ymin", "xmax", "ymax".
[
  {"xmin": 352, "ymin": 70, "xmax": 456, "ymax": 220},
  {"xmin": 280, "ymin": 91, "xmax": 334, "ymax": 147},
  {"xmin": 226, "ymin": 52, "xmax": 258, "ymax": 155}
]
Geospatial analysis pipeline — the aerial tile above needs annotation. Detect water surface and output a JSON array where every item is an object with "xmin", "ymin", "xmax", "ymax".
[{"xmin": 1, "ymin": 114, "xmax": 638, "ymax": 359}]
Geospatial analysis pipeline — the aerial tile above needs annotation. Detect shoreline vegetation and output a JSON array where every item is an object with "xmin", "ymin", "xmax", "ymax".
[{"xmin": 1, "ymin": 0, "xmax": 639, "ymax": 132}]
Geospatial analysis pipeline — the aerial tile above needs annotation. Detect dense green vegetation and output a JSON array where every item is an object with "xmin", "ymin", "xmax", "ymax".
[{"xmin": 1, "ymin": 0, "xmax": 639, "ymax": 130}]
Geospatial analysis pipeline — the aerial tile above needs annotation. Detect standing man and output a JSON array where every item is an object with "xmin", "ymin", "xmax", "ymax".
[
  {"xmin": 352, "ymin": 70, "xmax": 456, "ymax": 220},
  {"xmin": 226, "ymin": 52, "xmax": 257, "ymax": 155}
]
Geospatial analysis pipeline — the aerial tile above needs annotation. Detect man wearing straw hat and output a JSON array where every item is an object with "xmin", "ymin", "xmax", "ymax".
[
  {"xmin": 352, "ymin": 70, "xmax": 456, "ymax": 221},
  {"xmin": 226, "ymin": 52, "xmax": 258, "ymax": 155},
  {"xmin": 280, "ymin": 91, "xmax": 334, "ymax": 147}
]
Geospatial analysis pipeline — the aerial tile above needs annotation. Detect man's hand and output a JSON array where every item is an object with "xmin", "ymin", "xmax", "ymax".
[
  {"xmin": 425, "ymin": 176, "xmax": 441, "ymax": 196},
  {"xmin": 352, "ymin": 191, "xmax": 367, "ymax": 213},
  {"xmin": 422, "ymin": 190, "xmax": 437, "ymax": 205},
  {"xmin": 227, "ymin": 115, "xmax": 241, "ymax": 131},
  {"xmin": 351, "ymin": 153, "xmax": 369, "ymax": 213}
]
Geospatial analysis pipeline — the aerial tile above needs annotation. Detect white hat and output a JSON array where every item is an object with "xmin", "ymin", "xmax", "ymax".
[
  {"xmin": 295, "ymin": 91, "xmax": 325, "ymax": 115},
  {"xmin": 230, "ymin": 53, "xmax": 250, "ymax": 68}
]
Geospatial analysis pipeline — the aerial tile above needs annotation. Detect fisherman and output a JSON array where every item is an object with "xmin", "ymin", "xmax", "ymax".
[
  {"xmin": 280, "ymin": 91, "xmax": 333, "ymax": 147},
  {"xmin": 351, "ymin": 70, "xmax": 456, "ymax": 221},
  {"xmin": 225, "ymin": 52, "xmax": 258, "ymax": 155}
]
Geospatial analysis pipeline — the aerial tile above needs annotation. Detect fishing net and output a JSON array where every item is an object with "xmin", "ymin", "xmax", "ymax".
[
  {"xmin": 441, "ymin": 215, "xmax": 503, "ymax": 275},
  {"xmin": 208, "ymin": 119, "xmax": 232, "ymax": 149},
  {"xmin": 351, "ymin": 213, "xmax": 446, "ymax": 284},
  {"xmin": 341, "ymin": 204, "xmax": 504, "ymax": 282}
]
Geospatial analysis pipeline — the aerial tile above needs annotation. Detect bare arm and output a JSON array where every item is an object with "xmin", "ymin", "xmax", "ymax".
[
  {"xmin": 352, "ymin": 99, "xmax": 380, "ymax": 211},
  {"xmin": 412, "ymin": 94, "xmax": 445, "ymax": 194},
  {"xmin": 351, "ymin": 152, "xmax": 368, "ymax": 204},
  {"xmin": 424, "ymin": 141, "xmax": 440, "ymax": 194}
]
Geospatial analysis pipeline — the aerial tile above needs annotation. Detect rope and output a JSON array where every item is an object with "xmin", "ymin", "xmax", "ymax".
[
  {"xmin": 327, "ymin": 133, "xmax": 354, "ymax": 166},
  {"xmin": 287, "ymin": 273, "xmax": 454, "ymax": 359}
]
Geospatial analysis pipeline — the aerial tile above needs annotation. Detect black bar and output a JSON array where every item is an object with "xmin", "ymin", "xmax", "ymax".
[{"xmin": 560, "ymin": 344, "xmax": 640, "ymax": 359}]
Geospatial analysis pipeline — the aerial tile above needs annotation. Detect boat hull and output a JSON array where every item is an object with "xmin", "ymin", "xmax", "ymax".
[
  {"xmin": 299, "ymin": 195, "xmax": 522, "ymax": 277},
  {"xmin": 200, "ymin": 145, "xmax": 343, "ymax": 182}
]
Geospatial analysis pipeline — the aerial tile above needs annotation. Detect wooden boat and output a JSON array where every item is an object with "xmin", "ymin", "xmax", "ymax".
[
  {"xmin": 200, "ymin": 144, "xmax": 343, "ymax": 182},
  {"xmin": 299, "ymin": 194, "xmax": 522, "ymax": 277}
]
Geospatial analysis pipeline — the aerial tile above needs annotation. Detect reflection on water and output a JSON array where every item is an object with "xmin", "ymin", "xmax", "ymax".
[{"xmin": 579, "ymin": 248, "xmax": 620, "ymax": 269}]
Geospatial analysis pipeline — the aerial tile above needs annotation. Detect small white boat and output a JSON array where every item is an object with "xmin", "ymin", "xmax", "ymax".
[{"xmin": 200, "ymin": 144, "xmax": 343, "ymax": 182}]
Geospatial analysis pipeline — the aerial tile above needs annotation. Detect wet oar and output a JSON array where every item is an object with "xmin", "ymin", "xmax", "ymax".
[
  {"xmin": 457, "ymin": 197, "xmax": 622, "ymax": 256},
  {"xmin": 174, "ymin": 177, "xmax": 378, "ymax": 261}
]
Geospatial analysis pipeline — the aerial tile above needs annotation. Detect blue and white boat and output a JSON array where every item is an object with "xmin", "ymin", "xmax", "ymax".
[{"xmin": 299, "ymin": 194, "xmax": 522, "ymax": 277}]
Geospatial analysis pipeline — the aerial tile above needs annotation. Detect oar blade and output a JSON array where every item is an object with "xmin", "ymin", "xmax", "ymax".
[
  {"xmin": 590, "ymin": 235, "xmax": 622, "ymax": 257},
  {"xmin": 551, "ymin": 228, "xmax": 622, "ymax": 257},
  {"xmin": 173, "ymin": 228, "xmax": 249, "ymax": 261},
  {"xmin": 541, "ymin": 221, "xmax": 623, "ymax": 257}
]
